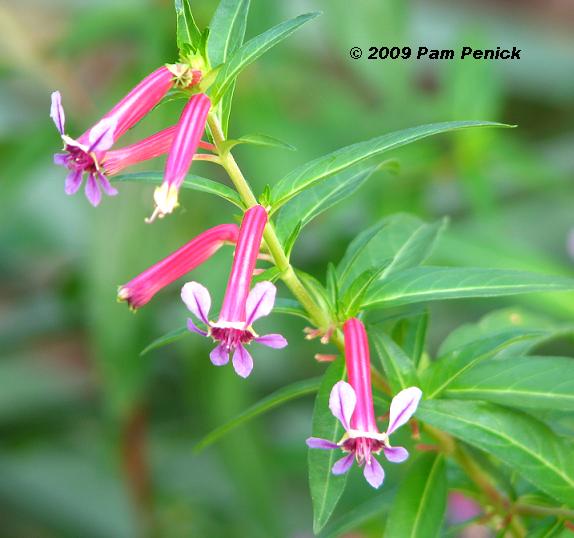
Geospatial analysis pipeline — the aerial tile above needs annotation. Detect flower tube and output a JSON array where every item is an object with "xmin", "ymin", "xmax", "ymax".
[
  {"xmin": 148, "ymin": 93, "xmax": 211, "ymax": 222},
  {"xmin": 307, "ymin": 318, "xmax": 422, "ymax": 488},
  {"xmin": 118, "ymin": 223, "xmax": 239, "ymax": 309},
  {"xmin": 51, "ymin": 66, "xmax": 174, "ymax": 206},
  {"xmin": 181, "ymin": 205, "xmax": 287, "ymax": 378}
]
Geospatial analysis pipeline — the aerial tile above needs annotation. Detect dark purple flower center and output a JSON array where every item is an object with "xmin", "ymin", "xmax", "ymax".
[
  {"xmin": 210, "ymin": 327, "xmax": 255, "ymax": 352},
  {"xmin": 63, "ymin": 144, "xmax": 99, "ymax": 174},
  {"xmin": 341, "ymin": 437, "xmax": 385, "ymax": 465}
]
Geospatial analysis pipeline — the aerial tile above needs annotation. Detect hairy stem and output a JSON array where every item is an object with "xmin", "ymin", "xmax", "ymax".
[{"xmin": 208, "ymin": 113, "xmax": 343, "ymax": 349}]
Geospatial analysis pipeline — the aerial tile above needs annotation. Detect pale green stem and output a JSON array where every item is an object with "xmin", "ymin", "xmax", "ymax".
[{"xmin": 207, "ymin": 113, "xmax": 343, "ymax": 349}]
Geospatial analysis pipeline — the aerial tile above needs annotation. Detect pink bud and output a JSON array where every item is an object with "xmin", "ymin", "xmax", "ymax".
[
  {"xmin": 79, "ymin": 66, "xmax": 174, "ymax": 147},
  {"xmin": 219, "ymin": 205, "xmax": 268, "ymax": 324},
  {"xmin": 118, "ymin": 224, "xmax": 239, "ymax": 309},
  {"xmin": 343, "ymin": 318, "xmax": 378, "ymax": 433},
  {"xmin": 150, "ymin": 93, "xmax": 211, "ymax": 221}
]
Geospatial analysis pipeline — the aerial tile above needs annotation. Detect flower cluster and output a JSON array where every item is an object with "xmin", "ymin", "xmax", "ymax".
[
  {"xmin": 307, "ymin": 318, "xmax": 422, "ymax": 488},
  {"xmin": 52, "ymin": 57, "xmax": 421, "ymax": 491},
  {"xmin": 51, "ymin": 64, "xmax": 208, "ymax": 211}
]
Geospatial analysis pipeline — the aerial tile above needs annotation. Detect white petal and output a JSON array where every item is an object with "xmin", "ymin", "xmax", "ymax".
[
  {"xmin": 245, "ymin": 281, "xmax": 276, "ymax": 325},
  {"xmin": 328, "ymin": 381, "xmax": 356, "ymax": 431},
  {"xmin": 181, "ymin": 282, "xmax": 211, "ymax": 324},
  {"xmin": 386, "ymin": 386, "xmax": 422, "ymax": 436}
]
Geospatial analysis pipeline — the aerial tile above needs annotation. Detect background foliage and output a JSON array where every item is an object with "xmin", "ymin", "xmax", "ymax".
[{"xmin": 1, "ymin": 0, "xmax": 574, "ymax": 536}]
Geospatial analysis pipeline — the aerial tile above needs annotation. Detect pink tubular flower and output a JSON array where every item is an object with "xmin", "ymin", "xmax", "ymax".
[
  {"xmin": 181, "ymin": 205, "xmax": 288, "ymax": 378},
  {"xmin": 51, "ymin": 66, "xmax": 174, "ymax": 206},
  {"xmin": 148, "ymin": 93, "xmax": 211, "ymax": 222},
  {"xmin": 307, "ymin": 318, "xmax": 422, "ymax": 488},
  {"xmin": 118, "ymin": 223, "xmax": 239, "ymax": 309}
]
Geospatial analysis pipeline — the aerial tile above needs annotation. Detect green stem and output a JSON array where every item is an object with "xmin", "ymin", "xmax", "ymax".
[
  {"xmin": 207, "ymin": 113, "xmax": 343, "ymax": 349},
  {"xmin": 425, "ymin": 425, "xmax": 526, "ymax": 537}
]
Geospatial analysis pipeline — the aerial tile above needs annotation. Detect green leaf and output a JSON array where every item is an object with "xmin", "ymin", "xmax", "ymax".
[
  {"xmin": 337, "ymin": 214, "xmax": 446, "ymax": 292},
  {"xmin": 418, "ymin": 400, "xmax": 574, "ymax": 507},
  {"xmin": 392, "ymin": 310, "xmax": 428, "ymax": 368},
  {"xmin": 175, "ymin": 0, "xmax": 201, "ymax": 53},
  {"xmin": 438, "ymin": 307, "xmax": 574, "ymax": 357},
  {"xmin": 309, "ymin": 359, "xmax": 347, "ymax": 534},
  {"xmin": 528, "ymin": 518, "xmax": 565, "ymax": 538},
  {"xmin": 372, "ymin": 333, "xmax": 418, "ymax": 392},
  {"xmin": 223, "ymin": 133, "xmax": 296, "ymax": 153},
  {"xmin": 208, "ymin": 0, "xmax": 251, "ymax": 134},
  {"xmin": 211, "ymin": 12, "xmax": 320, "ymax": 103},
  {"xmin": 208, "ymin": 0, "xmax": 250, "ymax": 67},
  {"xmin": 273, "ymin": 297, "xmax": 311, "ymax": 321},
  {"xmin": 194, "ymin": 377, "xmax": 320, "ymax": 452},
  {"xmin": 340, "ymin": 266, "xmax": 388, "ymax": 318},
  {"xmin": 271, "ymin": 121, "xmax": 511, "ymax": 208},
  {"xmin": 140, "ymin": 326, "xmax": 188, "ymax": 356},
  {"xmin": 384, "ymin": 453, "xmax": 447, "ymax": 538},
  {"xmin": 275, "ymin": 161, "xmax": 380, "ymax": 246},
  {"xmin": 362, "ymin": 267, "xmax": 574, "ymax": 310},
  {"xmin": 444, "ymin": 356, "xmax": 574, "ymax": 411},
  {"xmin": 317, "ymin": 490, "xmax": 395, "ymax": 538},
  {"xmin": 421, "ymin": 329, "xmax": 547, "ymax": 398},
  {"xmin": 112, "ymin": 172, "xmax": 243, "ymax": 208}
]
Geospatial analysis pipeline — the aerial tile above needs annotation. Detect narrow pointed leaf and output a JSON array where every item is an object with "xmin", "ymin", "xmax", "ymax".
[
  {"xmin": 362, "ymin": 267, "xmax": 574, "ymax": 309},
  {"xmin": 438, "ymin": 307, "xmax": 573, "ymax": 357},
  {"xmin": 195, "ymin": 377, "xmax": 320, "ymax": 452},
  {"xmin": 373, "ymin": 333, "xmax": 418, "ymax": 392},
  {"xmin": 212, "ymin": 12, "xmax": 320, "ymax": 103},
  {"xmin": 337, "ymin": 214, "xmax": 446, "ymax": 292},
  {"xmin": 444, "ymin": 356, "xmax": 574, "ymax": 411},
  {"xmin": 208, "ymin": 0, "xmax": 250, "ymax": 67},
  {"xmin": 113, "ymin": 172, "xmax": 243, "ymax": 208},
  {"xmin": 272, "ymin": 121, "xmax": 511, "ymax": 208},
  {"xmin": 422, "ymin": 329, "xmax": 548, "ymax": 398},
  {"xmin": 208, "ymin": 0, "xmax": 251, "ymax": 134},
  {"xmin": 309, "ymin": 359, "xmax": 347, "ymax": 534},
  {"xmin": 224, "ymin": 133, "xmax": 296, "ymax": 153},
  {"xmin": 418, "ymin": 400, "xmax": 574, "ymax": 507},
  {"xmin": 273, "ymin": 297, "xmax": 311, "ymax": 321},
  {"xmin": 140, "ymin": 326, "xmax": 188, "ymax": 356},
  {"xmin": 384, "ymin": 453, "xmax": 447, "ymax": 538},
  {"xmin": 275, "ymin": 162, "xmax": 381, "ymax": 246},
  {"xmin": 392, "ymin": 310, "xmax": 428, "ymax": 368},
  {"xmin": 175, "ymin": 0, "xmax": 201, "ymax": 53}
]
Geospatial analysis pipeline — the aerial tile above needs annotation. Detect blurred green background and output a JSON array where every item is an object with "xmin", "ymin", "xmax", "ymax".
[{"xmin": 1, "ymin": 0, "xmax": 573, "ymax": 536}]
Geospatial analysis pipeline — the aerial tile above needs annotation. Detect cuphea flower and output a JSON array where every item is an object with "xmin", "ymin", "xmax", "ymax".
[
  {"xmin": 118, "ymin": 223, "xmax": 239, "ymax": 309},
  {"xmin": 181, "ymin": 205, "xmax": 287, "ymax": 378},
  {"xmin": 307, "ymin": 318, "xmax": 422, "ymax": 488},
  {"xmin": 148, "ymin": 93, "xmax": 211, "ymax": 222},
  {"xmin": 51, "ymin": 66, "xmax": 174, "ymax": 206}
]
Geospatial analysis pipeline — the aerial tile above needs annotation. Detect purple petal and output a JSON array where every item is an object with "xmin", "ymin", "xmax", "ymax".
[
  {"xmin": 383, "ymin": 445, "xmax": 409, "ymax": 463},
  {"xmin": 254, "ymin": 333, "xmax": 288, "ymax": 349},
  {"xmin": 245, "ymin": 281, "xmax": 276, "ymax": 326},
  {"xmin": 306, "ymin": 437, "xmax": 339, "ymax": 450},
  {"xmin": 232, "ymin": 344, "xmax": 253, "ymax": 378},
  {"xmin": 50, "ymin": 91, "xmax": 65, "ymax": 134},
  {"xmin": 181, "ymin": 282, "xmax": 211, "ymax": 324},
  {"xmin": 64, "ymin": 170, "xmax": 83, "ymax": 195},
  {"xmin": 87, "ymin": 117, "xmax": 117, "ymax": 152},
  {"xmin": 209, "ymin": 344, "xmax": 229, "ymax": 366},
  {"xmin": 328, "ymin": 381, "xmax": 356, "ymax": 431},
  {"xmin": 386, "ymin": 386, "xmax": 422, "ymax": 436},
  {"xmin": 97, "ymin": 172, "xmax": 118, "ymax": 196},
  {"xmin": 53, "ymin": 153, "xmax": 68, "ymax": 167},
  {"xmin": 187, "ymin": 318, "xmax": 208, "ymax": 337},
  {"xmin": 363, "ymin": 457, "xmax": 385, "ymax": 488},
  {"xmin": 331, "ymin": 453, "xmax": 354, "ymax": 475},
  {"xmin": 84, "ymin": 173, "xmax": 102, "ymax": 206}
]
